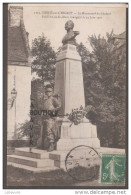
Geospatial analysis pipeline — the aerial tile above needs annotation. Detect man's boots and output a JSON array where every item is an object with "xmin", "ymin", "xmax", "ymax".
[{"xmin": 47, "ymin": 142, "xmax": 55, "ymax": 152}]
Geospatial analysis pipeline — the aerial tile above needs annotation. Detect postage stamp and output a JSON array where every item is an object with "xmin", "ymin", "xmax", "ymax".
[
  {"xmin": 101, "ymin": 154, "xmax": 126, "ymax": 184},
  {"xmin": 65, "ymin": 145, "xmax": 101, "ymax": 181}
]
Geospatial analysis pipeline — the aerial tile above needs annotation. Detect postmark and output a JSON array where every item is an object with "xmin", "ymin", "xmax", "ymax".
[
  {"xmin": 101, "ymin": 154, "xmax": 126, "ymax": 184},
  {"xmin": 65, "ymin": 145, "xmax": 101, "ymax": 181}
]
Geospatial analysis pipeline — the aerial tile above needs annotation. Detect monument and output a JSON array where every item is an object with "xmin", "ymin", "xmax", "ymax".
[
  {"xmin": 54, "ymin": 20, "xmax": 100, "ymax": 151},
  {"xmin": 7, "ymin": 19, "xmax": 125, "ymax": 176}
]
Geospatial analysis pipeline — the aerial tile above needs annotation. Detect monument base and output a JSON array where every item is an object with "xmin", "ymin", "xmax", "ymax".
[
  {"xmin": 57, "ymin": 138, "xmax": 100, "ymax": 151},
  {"xmin": 56, "ymin": 118, "xmax": 100, "ymax": 151}
]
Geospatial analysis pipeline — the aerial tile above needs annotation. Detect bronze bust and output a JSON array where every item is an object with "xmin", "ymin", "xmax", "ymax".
[{"xmin": 62, "ymin": 20, "xmax": 79, "ymax": 46}]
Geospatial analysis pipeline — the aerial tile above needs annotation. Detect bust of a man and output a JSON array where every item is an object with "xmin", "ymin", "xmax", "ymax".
[{"xmin": 62, "ymin": 20, "xmax": 79, "ymax": 46}]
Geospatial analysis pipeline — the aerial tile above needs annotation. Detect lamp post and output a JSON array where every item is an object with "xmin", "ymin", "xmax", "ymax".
[
  {"xmin": 11, "ymin": 87, "xmax": 17, "ymax": 139},
  {"xmin": 11, "ymin": 88, "xmax": 17, "ymax": 100}
]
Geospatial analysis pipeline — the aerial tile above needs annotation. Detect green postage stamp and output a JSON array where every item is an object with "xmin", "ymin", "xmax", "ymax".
[{"xmin": 101, "ymin": 154, "xmax": 126, "ymax": 184}]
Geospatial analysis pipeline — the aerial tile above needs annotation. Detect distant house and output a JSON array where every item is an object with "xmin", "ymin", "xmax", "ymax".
[
  {"xmin": 112, "ymin": 31, "xmax": 126, "ymax": 58},
  {"xmin": 112, "ymin": 31, "xmax": 126, "ymax": 48},
  {"xmin": 106, "ymin": 31, "xmax": 126, "ymax": 72},
  {"xmin": 7, "ymin": 6, "xmax": 31, "ymax": 146}
]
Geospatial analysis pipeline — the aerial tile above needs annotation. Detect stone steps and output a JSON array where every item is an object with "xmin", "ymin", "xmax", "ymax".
[
  {"xmin": 14, "ymin": 147, "xmax": 50, "ymax": 159},
  {"xmin": 7, "ymin": 154, "xmax": 54, "ymax": 168},
  {"xmin": 7, "ymin": 147, "xmax": 125, "ymax": 172},
  {"xmin": 7, "ymin": 162, "xmax": 59, "ymax": 172},
  {"xmin": 7, "ymin": 147, "xmax": 67, "ymax": 171}
]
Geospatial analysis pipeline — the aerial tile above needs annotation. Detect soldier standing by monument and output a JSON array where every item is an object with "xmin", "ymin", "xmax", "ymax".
[{"xmin": 40, "ymin": 85, "xmax": 61, "ymax": 152}]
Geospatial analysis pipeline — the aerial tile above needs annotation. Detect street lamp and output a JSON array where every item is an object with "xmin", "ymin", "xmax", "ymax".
[
  {"xmin": 11, "ymin": 88, "xmax": 17, "ymax": 100},
  {"xmin": 11, "ymin": 87, "xmax": 17, "ymax": 139}
]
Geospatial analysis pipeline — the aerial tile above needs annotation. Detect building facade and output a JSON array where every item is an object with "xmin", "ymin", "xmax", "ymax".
[{"xmin": 7, "ymin": 6, "xmax": 31, "ymax": 145}]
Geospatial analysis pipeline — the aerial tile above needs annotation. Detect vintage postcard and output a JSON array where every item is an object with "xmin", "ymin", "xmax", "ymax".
[{"xmin": 3, "ymin": 3, "xmax": 128, "ymax": 188}]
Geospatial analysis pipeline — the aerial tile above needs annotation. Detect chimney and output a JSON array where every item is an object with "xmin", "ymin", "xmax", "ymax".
[{"xmin": 9, "ymin": 6, "xmax": 23, "ymax": 27}]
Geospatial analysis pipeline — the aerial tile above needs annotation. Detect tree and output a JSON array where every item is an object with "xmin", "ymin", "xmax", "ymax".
[
  {"xmin": 21, "ymin": 35, "xmax": 57, "ymax": 145},
  {"xmin": 77, "ymin": 32, "xmax": 126, "ymax": 148},
  {"xmin": 31, "ymin": 34, "xmax": 56, "ymax": 86}
]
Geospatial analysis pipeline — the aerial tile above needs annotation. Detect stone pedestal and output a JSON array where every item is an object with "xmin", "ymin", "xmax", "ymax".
[
  {"xmin": 54, "ymin": 44, "xmax": 100, "ymax": 151},
  {"xmin": 56, "ymin": 118, "xmax": 100, "ymax": 151},
  {"xmin": 54, "ymin": 44, "xmax": 85, "ymax": 115}
]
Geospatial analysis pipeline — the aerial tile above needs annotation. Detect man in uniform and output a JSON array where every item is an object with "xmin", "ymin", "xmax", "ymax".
[{"xmin": 41, "ymin": 85, "xmax": 61, "ymax": 152}]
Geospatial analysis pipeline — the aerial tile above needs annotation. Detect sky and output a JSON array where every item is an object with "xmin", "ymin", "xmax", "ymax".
[{"xmin": 9, "ymin": 4, "xmax": 127, "ymax": 52}]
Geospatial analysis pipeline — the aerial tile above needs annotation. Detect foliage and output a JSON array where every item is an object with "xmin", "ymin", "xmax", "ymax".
[
  {"xmin": 77, "ymin": 32, "xmax": 126, "ymax": 148},
  {"xmin": 67, "ymin": 106, "xmax": 87, "ymax": 125},
  {"xmin": 31, "ymin": 78, "xmax": 45, "ymax": 109},
  {"xmin": 16, "ymin": 120, "xmax": 41, "ymax": 146},
  {"xmin": 30, "ymin": 33, "xmax": 57, "ymax": 142},
  {"xmin": 31, "ymin": 34, "xmax": 56, "ymax": 85}
]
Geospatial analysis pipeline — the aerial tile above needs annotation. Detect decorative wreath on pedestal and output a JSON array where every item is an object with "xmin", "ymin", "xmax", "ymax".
[{"xmin": 67, "ymin": 106, "xmax": 87, "ymax": 126}]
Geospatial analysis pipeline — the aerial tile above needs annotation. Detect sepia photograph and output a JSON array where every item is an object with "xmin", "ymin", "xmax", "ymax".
[{"xmin": 3, "ymin": 3, "xmax": 128, "ymax": 189}]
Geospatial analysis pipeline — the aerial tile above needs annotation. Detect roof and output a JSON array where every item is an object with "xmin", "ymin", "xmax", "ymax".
[
  {"xmin": 8, "ymin": 26, "xmax": 29, "ymax": 62},
  {"xmin": 112, "ymin": 31, "xmax": 126, "ymax": 48},
  {"xmin": 113, "ymin": 31, "xmax": 126, "ymax": 40}
]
